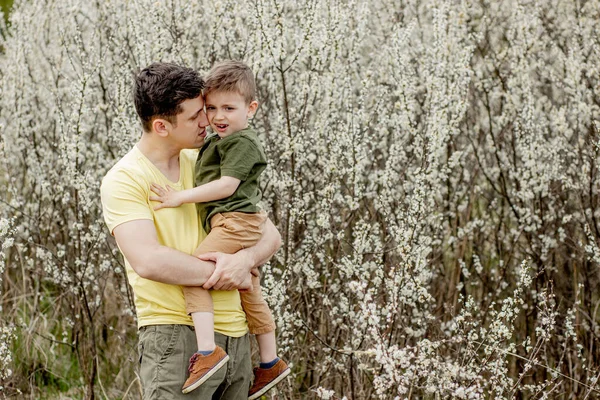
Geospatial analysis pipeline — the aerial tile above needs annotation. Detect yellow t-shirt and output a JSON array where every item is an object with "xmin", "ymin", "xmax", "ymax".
[{"xmin": 100, "ymin": 145, "xmax": 247, "ymax": 336}]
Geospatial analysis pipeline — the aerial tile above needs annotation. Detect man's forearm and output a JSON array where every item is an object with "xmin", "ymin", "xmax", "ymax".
[
  {"xmin": 113, "ymin": 220, "xmax": 216, "ymax": 286},
  {"xmin": 135, "ymin": 245, "xmax": 215, "ymax": 285}
]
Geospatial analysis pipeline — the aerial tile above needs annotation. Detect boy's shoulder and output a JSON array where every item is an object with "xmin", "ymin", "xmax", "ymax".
[
  {"xmin": 236, "ymin": 127, "xmax": 260, "ymax": 139},
  {"xmin": 225, "ymin": 128, "xmax": 262, "ymax": 147}
]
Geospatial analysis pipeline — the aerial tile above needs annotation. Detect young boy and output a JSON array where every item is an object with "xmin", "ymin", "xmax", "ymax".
[{"xmin": 149, "ymin": 60, "xmax": 289, "ymax": 398}]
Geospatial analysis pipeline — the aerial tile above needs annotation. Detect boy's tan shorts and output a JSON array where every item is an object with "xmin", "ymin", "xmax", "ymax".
[{"xmin": 184, "ymin": 211, "xmax": 276, "ymax": 335}]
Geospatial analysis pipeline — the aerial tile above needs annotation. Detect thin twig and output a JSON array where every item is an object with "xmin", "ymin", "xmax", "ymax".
[
  {"xmin": 121, "ymin": 373, "xmax": 141, "ymax": 400},
  {"xmin": 473, "ymin": 341, "xmax": 600, "ymax": 394}
]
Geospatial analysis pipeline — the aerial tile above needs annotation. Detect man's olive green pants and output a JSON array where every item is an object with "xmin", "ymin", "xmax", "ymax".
[{"xmin": 138, "ymin": 325, "xmax": 252, "ymax": 399}]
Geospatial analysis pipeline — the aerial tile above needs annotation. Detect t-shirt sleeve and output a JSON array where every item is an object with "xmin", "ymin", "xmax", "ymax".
[
  {"xmin": 101, "ymin": 169, "xmax": 153, "ymax": 235},
  {"xmin": 219, "ymin": 136, "xmax": 264, "ymax": 181}
]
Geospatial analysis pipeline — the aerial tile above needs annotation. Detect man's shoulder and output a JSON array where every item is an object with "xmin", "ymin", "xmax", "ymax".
[
  {"xmin": 103, "ymin": 148, "xmax": 197, "ymax": 181},
  {"xmin": 102, "ymin": 147, "xmax": 145, "ymax": 187}
]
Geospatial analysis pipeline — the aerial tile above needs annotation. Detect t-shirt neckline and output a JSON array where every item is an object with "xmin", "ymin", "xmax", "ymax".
[{"xmin": 133, "ymin": 145, "xmax": 185, "ymax": 186}]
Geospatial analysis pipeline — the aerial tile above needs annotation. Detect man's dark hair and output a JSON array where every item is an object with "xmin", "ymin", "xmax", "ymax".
[{"xmin": 134, "ymin": 62, "xmax": 205, "ymax": 133}]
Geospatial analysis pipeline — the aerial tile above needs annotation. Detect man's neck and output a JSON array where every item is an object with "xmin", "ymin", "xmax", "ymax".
[{"xmin": 137, "ymin": 133, "xmax": 181, "ymax": 182}]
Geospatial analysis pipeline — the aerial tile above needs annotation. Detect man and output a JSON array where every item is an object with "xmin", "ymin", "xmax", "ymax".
[{"xmin": 100, "ymin": 62, "xmax": 281, "ymax": 399}]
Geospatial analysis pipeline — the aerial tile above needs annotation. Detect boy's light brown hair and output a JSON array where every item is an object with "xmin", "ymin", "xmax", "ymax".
[{"xmin": 204, "ymin": 60, "xmax": 256, "ymax": 104}]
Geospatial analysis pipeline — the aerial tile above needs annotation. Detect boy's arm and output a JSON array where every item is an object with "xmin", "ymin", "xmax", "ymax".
[
  {"xmin": 199, "ymin": 218, "xmax": 282, "ymax": 290},
  {"xmin": 113, "ymin": 218, "xmax": 253, "ymax": 289},
  {"xmin": 150, "ymin": 176, "xmax": 240, "ymax": 210}
]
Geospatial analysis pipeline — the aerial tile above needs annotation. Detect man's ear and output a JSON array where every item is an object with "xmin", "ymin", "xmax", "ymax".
[
  {"xmin": 247, "ymin": 100, "xmax": 259, "ymax": 119},
  {"xmin": 152, "ymin": 118, "xmax": 171, "ymax": 137}
]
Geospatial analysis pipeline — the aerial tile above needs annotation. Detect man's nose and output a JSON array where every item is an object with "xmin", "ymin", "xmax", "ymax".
[{"xmin": 198, "ymin": 110, "xmax": 209, "ymax": 127}]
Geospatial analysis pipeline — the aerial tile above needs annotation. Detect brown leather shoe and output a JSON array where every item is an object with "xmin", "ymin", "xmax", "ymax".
[
  {"xmin": 248, "ymin": 358, "xmax": 290, "ymax": 400},
  {"xmin": 181, "ymin": 346, "xmax": 229, "ymax": 394}
]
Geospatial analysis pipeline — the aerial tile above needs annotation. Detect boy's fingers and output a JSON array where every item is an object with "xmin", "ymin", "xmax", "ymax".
[{"xmin": 150, "ymin": 183, "xmax": 165, "ymax": 194}]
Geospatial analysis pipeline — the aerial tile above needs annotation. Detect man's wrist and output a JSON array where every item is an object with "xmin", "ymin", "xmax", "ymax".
[{"xmin": 238, "ymin": 247, "xmax": 258, "ymax": 270}]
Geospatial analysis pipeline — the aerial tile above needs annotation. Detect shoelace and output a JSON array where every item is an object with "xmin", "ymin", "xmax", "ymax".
[{"xmin": 188, "ymin": 353, "xmax": 200, "ymax": 373}]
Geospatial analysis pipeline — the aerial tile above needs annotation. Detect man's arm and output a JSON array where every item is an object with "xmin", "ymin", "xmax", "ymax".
[
  {"xmin": 199, "ymin": 218, "xmax": 282, "ymax": 290},
  {"xmin": 113, "ymin": 219, "xmax": 250, "ymax": 289}
]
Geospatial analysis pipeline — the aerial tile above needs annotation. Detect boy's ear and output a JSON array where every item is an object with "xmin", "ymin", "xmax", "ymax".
[
  {"xmin": 152, "ymin": 118, "xmax": 171, "ymax": 137},
  {"xmin": 247, "ymin": 100, "xmax": 259, "ymax": 119}
]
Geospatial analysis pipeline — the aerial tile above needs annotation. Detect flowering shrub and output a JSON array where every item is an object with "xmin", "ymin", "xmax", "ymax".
[{"xmin": 1, "ymin": 0, "xmax": 599, "ymax": 398}]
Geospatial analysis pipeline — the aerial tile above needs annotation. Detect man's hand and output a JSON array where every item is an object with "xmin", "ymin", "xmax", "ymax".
[
  {"xmin": 198, "ymin": 252, "xmax": 255, "ymax": 291},
  {"xmin": 149, "ymin": 183, "xmax": 184, "ymax": 210}
]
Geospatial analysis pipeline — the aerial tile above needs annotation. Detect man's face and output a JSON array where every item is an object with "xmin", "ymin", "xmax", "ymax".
[
  {"xmin": 170, "ymin": 95, "xmax": 209, "ymax": 149},
  {"xmin": 205, "ymin": 91, "xmax": 257, "ymax": 138}
]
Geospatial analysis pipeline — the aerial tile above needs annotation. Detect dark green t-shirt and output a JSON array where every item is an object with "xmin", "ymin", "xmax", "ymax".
[{"xmin": 195, "ymin": 127, "xmax": 267, "ymax": 233}]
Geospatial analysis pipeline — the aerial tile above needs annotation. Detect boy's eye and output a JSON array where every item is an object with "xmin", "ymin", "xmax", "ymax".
[
  {"xmin": 206, "ymin": 106, "xmax": 215, "ymax": 110},
  {"xmin": 226, "ymin": 107, "xmax": 235, "ymax": 111}
]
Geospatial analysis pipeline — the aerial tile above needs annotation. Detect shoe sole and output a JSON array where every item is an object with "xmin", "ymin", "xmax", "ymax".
[
  {"xmin": 248, "ymin": 367, "xmax": 291, "ymax": 400},
  {"xmin": 182, "ymin": 354, "xmax": 230, "ymax": 394}
]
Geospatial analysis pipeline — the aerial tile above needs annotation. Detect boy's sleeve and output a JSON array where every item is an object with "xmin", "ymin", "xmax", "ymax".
[
  {"xmin": 101, "ymin": 169, "xmax": 153, "ymax": 235},
  {"xmin": 219, "ymin": 136, "xmax": 265, "ymax": 181}
]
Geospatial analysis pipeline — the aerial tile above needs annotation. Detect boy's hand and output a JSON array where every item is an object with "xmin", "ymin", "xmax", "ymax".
[{"xmin": 149, "ymin": 183, "xmax": 183, "ymax": 210}]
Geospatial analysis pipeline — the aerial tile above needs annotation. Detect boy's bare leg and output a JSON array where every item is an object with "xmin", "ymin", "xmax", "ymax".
[
  {"xmin": 182, "ymin": 309, "xmax": 228, "ymax": 394},
  {"xmin": 256, "ymin": 331, "xmax": 277, "ymax": 363},
  {"xmin": 249, "ymin": 329, "xmax": 290, "ymax": 400},
  {"xmin": 192, "ymin": 312, "xmax": 216, "ymax": 351}
]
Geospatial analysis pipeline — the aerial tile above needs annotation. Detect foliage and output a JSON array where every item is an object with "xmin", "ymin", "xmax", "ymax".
[
  {"xmin": 1, "ymin": 0, "xmax": 600, "ymax": 398},
  {"xmin": 0, "ymin": 0, "xmax": 13, "ymax": 21}
]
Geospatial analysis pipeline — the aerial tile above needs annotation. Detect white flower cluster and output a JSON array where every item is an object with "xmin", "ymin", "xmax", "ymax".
[
  {"xmin": 0, "ymin": 217, "xmax": 15, "ymax": 313},
  {"xmin": 1, "ymin": 0, "xmax": 600, "ymax": 397},
  {"xmin": 0, "ymin": 324, "xmax": 15, "ymax": 383}
]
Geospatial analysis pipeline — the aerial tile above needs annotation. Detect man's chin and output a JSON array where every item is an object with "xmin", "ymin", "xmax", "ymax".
[
  {"xmin": 193, "ymin": 132, "xmax": 207, "ymax": 148},
  {"xmin": 194, "ymin": 138, "xmax": 206, "ymax": 148}
]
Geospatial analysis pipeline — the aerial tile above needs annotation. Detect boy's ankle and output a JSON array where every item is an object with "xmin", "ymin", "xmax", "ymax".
[
  {"xmin": 197, "ymin": 343, "xmax": 216, "ymax": 353},
  {"xmin": 259, "ymin": 357, "xmax": 280, "ymax": 369}
]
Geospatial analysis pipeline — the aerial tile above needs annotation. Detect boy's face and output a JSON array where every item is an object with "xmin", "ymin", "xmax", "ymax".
[{"xmin": 205, "ymin": 90, "xmax": 258, "ymax": 138}]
